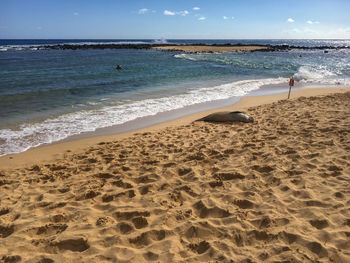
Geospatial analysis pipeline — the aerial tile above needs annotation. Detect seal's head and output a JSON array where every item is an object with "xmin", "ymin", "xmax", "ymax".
[
  {"xmin": 230, "ymin": 111, "xmax": 254, "ymax": 123},
  {"xmin": 246, "ymin": 115, "xmax": 254, "ymax": 123}
]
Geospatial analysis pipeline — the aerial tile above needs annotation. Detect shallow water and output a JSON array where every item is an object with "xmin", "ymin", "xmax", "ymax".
[{"xmin": 0, "ymin": 39, "xmax": 349, "ymax": 155}]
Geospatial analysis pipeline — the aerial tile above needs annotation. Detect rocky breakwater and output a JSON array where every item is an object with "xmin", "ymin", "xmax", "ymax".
[{"xmin": 29, "ymin": 43, "xmax": 350, "ymax": 52}]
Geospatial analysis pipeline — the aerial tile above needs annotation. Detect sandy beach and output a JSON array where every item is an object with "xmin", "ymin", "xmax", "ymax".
[
  {"xmin": 1, "ymin": 87, "xmax": 350, "ymax": 262},
  {"xmin": 152, "ymin": 45, "xmax": 270, "ymax": 53}
]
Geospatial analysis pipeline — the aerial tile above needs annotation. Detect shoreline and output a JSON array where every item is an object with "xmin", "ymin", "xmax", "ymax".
[
  {"xmin": 1, "ymin": 87, "xmax": 349, "ymax": 262},
  {"xmin": 54, "ymin": 81, "xmax": 300, "ymax": 143},
  {"xmin": 0, "ymin": 86, "xmax": 348, "ymax": 170},
  {"xmin": 5, "ymin": 42, "xmax": 349, "ymax": 52}
]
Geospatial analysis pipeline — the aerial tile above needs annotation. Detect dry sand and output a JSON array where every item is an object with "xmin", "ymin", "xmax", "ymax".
[
  {"xmin": 1, "ymin": 88, "xmax": 350, "ymax": 262},
  {"xmin": 152, "ymin": 45, "xmax": 270, "ymax": 53}
]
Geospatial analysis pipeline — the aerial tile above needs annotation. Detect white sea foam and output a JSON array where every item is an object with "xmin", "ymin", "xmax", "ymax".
[
  {"xmin": 294, "ymin": 66, "xmax": 335, "ymax": 81},
  {"xmin": 174, "ymin": 53, "xmax": 198, "ymax": 61},
  {"xmin": 66, "ymin": 41, "xmax": 150, "ymax": 45},
  {"xmin": 0, "ymin": 77, "xmax": 288, "ymax": 156},
  {"xmin": 0, "ymin": 41, "xmax": 151, "ymax": 51},
  {"xmin": 153, "ymin": 38, "xmax": 169, "ymax": 44},
  {"xmin": 293, "ymin": 66, "xmax": 350, "ymax": 85},
  {"xmin": 0, "ymin": 44, "xmax": 42, "ymax": 51},
  {"xmin": 175, "ymin": 52, "xmax": 350, "ymax": 86}
]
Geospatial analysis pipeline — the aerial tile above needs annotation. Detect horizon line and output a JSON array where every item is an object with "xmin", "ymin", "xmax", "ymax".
[{"xmin": 1, "ymin": 38, "xmax": 350, "ymax": 40}]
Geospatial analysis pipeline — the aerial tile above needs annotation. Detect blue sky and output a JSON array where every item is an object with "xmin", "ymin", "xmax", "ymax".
[{"xmin": 1, "ymin": 0, "xmax": 349, "ymax": 39}]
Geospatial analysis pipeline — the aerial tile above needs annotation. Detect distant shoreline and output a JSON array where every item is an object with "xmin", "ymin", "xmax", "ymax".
[{"xmin": 24, "ymin": 43, "xmax": 350, "ymax": 52}]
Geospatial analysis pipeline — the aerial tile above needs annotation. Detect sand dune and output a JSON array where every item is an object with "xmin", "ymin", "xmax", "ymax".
[{"xmin": 1, "ymin": 92, "xmax": 350, "ymax": 262}]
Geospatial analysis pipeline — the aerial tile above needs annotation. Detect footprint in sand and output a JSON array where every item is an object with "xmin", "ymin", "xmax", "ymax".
[
  {"xmin": 309, "ymin": 219, "xmax": 329, "ymax": 229},
  {"xmin": 0, "ymin": 224, "xmax": 14, "ymax": 238},
  {"xmin": 143, "ymin": 251, "xmax": 159, "ymax": 261},
  {"xmin": 51, "ymin": 237, "xmax": 89, "ymax": 252},
  {"xmin": 128, "ymin": 229, "xmax": 167, "ymax": 248},
  {"xmin": 117, "ymin": 222, "xmax": 134, "ymax": 234},
  {"xmin": 193, "ymin": 200, "xmax": 230, "ymax": 218},
  {"xmin": 188, "ymin": 241, "xmax": 211, "ymax": 254}
]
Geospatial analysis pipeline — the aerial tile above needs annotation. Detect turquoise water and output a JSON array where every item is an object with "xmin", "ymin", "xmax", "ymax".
[{"xmin": 1, "ymin": 39, "xmax": 350, "ymax": 156}]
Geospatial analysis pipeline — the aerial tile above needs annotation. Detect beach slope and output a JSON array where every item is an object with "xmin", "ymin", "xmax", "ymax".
[{"xmin": 1, "ymin": 91, "xmax": 350, "ymax": 262}]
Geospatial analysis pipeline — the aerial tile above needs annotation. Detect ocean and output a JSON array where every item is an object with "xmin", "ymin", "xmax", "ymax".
[{"xmin": 1, "ymin": 39, "xmax": 350, "ymax": 156}]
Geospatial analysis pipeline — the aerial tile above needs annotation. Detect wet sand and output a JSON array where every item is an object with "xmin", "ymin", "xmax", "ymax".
[{"xmin": 0, "ymin": 87, "xmax": 350, "ymax": 262}]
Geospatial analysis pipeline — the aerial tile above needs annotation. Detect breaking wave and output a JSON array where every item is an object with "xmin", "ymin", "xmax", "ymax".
[
  {"xmin": 293, "ymin": 66, "xmax": 350, "ymax": 85},
  {"xmin": 0, "ymin": 77, "xmax": 287, "ymax": 156}
]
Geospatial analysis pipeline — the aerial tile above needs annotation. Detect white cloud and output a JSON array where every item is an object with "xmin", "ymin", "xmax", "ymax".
[
  {"xmin": 307, "ymin": 20, "xmax": 320, "ymax": 24},
  {"xmin": 282, "ymin": 26, "xmax": 350, "ymax": 39},
  {"xmin": 287, "ymin": 18, "xmax": 294, "ymax": 23},
  {"xmin": 164, "ymin": 10, "xmax": 189, "ymax": 16},
  {"xmin": 193, "ymin": 7, "xmax": 200, "ymax": 11},
  {"xmin": 178, "ymin": 10, "xmax": 189, "ymax": 16},
  {"xmin": 329, "ymin": 27, "xmax": 350, "ymax": 37},
  {"xmin": 198, "ymin": 16, "xmax": 206, "ymax": 21},
  {"xmin": 73, "ymin": 12, "xmax": 79, "ymax": 16},
  {"xmin": 285, "ymin": 27, "xmax": 318, "ymax": 37},
  {"xmin": 292, "ymin": 27, "xmax": 319, "ymax": 34},
  {"xmin": 164, "ymin": 10, "xmax": 176, "ymax": 16},
  {"xmin": 223, "ymin": 16, "xmax": 234, "ymax": 20},
  {"xmin": 138, "ymin": 8, "xmax": 149, "ymax": 14}
]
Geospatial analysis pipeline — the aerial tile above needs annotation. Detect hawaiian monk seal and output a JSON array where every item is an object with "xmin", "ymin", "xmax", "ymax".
[{"xmin": 197, "ymin": 111, "xmax": 254, "ymax": 123}]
